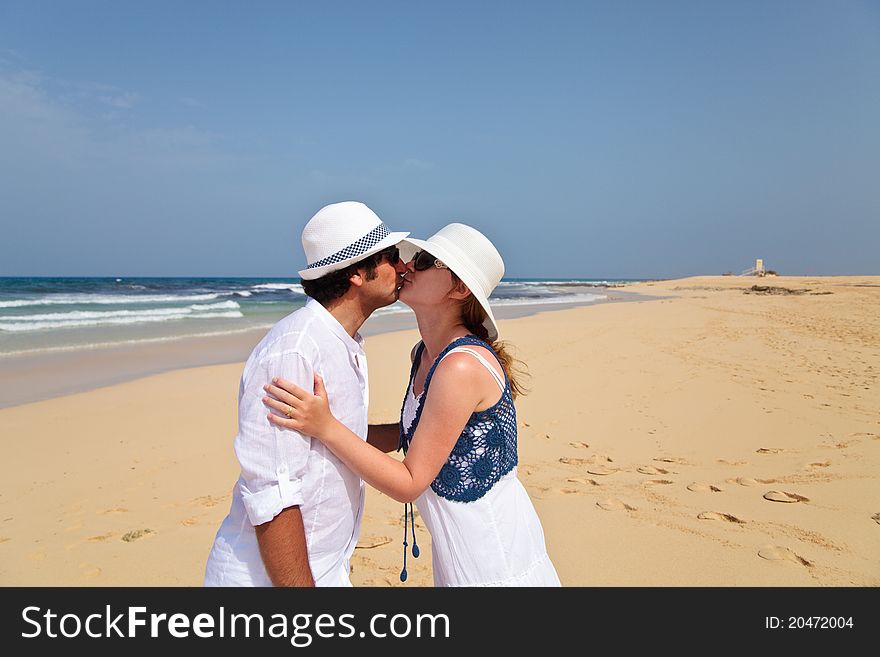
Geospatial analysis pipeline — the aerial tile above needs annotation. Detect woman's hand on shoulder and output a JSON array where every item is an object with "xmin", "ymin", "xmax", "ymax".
[{"xmin": 263, "ymin": 374, "xmax": 337, "ymax": 439}]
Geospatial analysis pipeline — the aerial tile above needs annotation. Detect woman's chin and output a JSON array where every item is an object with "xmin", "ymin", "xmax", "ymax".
[{"xmin": 397, "ymin": 283, "xmax": 413, "ymax": 305}]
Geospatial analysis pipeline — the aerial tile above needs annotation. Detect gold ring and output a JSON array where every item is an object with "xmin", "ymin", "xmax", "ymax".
[{"xmin": 285, "ymin": 405, "xmax": 294, "ymax": 418}]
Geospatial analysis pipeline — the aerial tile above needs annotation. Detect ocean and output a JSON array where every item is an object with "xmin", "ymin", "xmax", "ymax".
[{"xmin": 0, "ymin": 277, "xmax": 640, "ymax": 357}]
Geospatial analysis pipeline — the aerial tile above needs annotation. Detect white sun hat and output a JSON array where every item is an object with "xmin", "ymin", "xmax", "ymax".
[
  {"xmin": 400, "ymin": 223, "xmax": 505, "ymax": 341},
  {"xmin": 298, "ymin": 201, "xmax": 409, "ymax": 280}
]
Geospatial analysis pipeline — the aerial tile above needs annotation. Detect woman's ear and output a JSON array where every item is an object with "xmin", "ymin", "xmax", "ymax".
[{"xmin": 448, "ymin": 279, "xmax": 471, "ymax": 300}]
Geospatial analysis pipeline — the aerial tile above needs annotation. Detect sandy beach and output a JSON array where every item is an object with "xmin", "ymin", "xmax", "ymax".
[{"xmin": 1, "ymin": 275, "xmax": 878, "ymax": 586}]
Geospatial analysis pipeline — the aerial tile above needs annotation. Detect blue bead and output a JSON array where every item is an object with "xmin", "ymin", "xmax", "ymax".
[
  {"xmin": 412, "ymin": 544, "xmax": 420, "ymax": 558},
  {"xmin": 400, "ymin": 569, "xmax": 408, "ymax": 582}
]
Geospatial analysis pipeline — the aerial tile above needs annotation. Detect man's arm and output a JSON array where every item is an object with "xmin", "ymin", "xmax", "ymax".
[
  {"xmin": 254, "ymin": 505, "xmax": 315, "ymax": 587},
  {"xmin": 239, "ymin": 349, "xmax": 315, "ymax": 586},
  {"xmin": 367, "ymin": 423, "xmax": 402, "ymax": 453}
]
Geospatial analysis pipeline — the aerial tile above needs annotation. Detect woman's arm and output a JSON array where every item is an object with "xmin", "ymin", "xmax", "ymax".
[{"xmin": 264, "ymin": 356, "xmax": 486, "ymax": 503}]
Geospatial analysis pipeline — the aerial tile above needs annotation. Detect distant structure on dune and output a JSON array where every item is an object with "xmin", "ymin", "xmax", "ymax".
[{"xmin": 740, "ymin": 259, "xmax": 777, "ymax": 277}]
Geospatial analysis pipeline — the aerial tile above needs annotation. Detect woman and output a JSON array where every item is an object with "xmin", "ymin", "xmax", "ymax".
[{"xmin": 264, "ymin": 223, "xmax": 560, "ymax": 587}]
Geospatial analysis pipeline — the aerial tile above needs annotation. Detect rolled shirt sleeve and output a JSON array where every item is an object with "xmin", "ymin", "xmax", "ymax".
[{"xmin": 234, "ymin": 348, "xmax": 315, "ymax": 526}]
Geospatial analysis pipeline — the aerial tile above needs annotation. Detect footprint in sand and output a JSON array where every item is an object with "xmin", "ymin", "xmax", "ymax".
[
  {"xmin": 727, "ymin": 477, "xmax": 776, "ymax": 487},
  {"xmin": 181, "ymin": 518, "xmax": 199, "ymax": 527},
  {"xmin": 87, "ymin": 532, "xmax": 114, "ymax": 542},
  {"xmin": 587, "ymin": 465, "xmax": 618, "ymax": 476},
  {"xmin": 193, "ymin": 495, "xmax": 224, "ymax": 508},
  {"xmin": 566, "ymin": 477, "xmax": 599, "ymax": 486},
  {"xmin": 596, "ymin": 498, "xmax": 637, "ymax": 511},
  {"xmin": 756, "ymin": 447, "xmax": 785, "ymax": 454},
  {"xmin": 121, "ymin": 529, "xmax": 154, "ymax": 542},
  {"xmin": 558, "ymin": 457, "xmax": 591, "ymax": 466},
  {"xmin": 643, "ymin": 479, "xmax": 674, "ymax": 486},
  {"xmin": 0, "ymin": 537, "xmax": 10, "ymax": 544},
  {"xmin": 101, "ymin": 507, "xmax": 129, "ymax": 515},
  {"xmin": 654, "ymin": 456, "xmax": 689, "ymax": 465},
  {"xmin": 807, "ymin": 460, "xmax": 831, "ymax": 468},
  {"xmin": 687, "ymin": 482, "xmax": 723, "ymax": 493},
  {"xmin": 717, "ymin": 459, "xmax": 748, "ymax": 466},
  {"xmin": 697, "ymin": 511, "xmax": 745, "ymax": 524},
  {"xmin": 871, "ymin": 513, "xmax": 880, "ymax": 525},
  {"xmin": 384, "ymin": 510, "xmax": 418, "ymax": 527},
  {"xmin": 763, "ymin": 490, "xmax": 809, "ymax": 503},
  {"xmin": 568, "ymin": 442, "xmax": 590, "ymax": 449},
  {"xmin": 637, "ymin": 465, "xmax": 671, "ymax": 475},
  {"xmin": 356, "ymin": 536, "xmax": 393, "ymax": 550},
  {"xmin": 757, "ymin": 545, "xmax": 813, "ymax": 567},
  {"xmin": 80, "ymin": 565, "xmax": 102, "ymax": 579}
]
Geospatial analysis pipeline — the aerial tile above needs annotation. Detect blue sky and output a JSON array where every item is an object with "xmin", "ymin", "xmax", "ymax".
[{"xmin": 1, "ymin": 1, "xmax": 878, "ymax": 278}]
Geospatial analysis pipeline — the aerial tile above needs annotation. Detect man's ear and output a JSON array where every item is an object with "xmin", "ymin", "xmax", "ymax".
[{"xmin": 349, "ymin": 271, "xmax": 365, "ymax": 288}]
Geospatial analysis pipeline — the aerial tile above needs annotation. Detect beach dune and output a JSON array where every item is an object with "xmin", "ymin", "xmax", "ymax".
[{"xmin": 1, "ymin": 276, "xmax": 878, "ymax": 586}]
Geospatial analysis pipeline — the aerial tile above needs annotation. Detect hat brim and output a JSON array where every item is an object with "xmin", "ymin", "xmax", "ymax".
[
  {"xmin": 399, "ymin": 237, "xmax": 500, "ymax": 341},
  {"xmin": 298, "ymin": 231, "xmax": 410, "ymax": 280}
]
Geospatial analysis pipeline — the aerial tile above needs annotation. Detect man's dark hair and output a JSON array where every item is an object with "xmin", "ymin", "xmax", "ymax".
[{"xmin": 301, "ymin": 254, "xmax": 381, "ymax": 305}]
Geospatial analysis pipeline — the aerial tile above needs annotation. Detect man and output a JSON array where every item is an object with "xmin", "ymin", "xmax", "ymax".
[{"xmin": 204, "ymin": 201, "xmax": 409, "ymax": 586}]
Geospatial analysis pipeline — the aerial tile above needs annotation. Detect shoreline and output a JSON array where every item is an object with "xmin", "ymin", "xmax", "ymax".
[{"xmin": 0, "ymin": 289, "xmax": 652, "ymax": 408}]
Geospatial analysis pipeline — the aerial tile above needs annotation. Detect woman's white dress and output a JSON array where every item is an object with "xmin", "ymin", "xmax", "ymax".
[{"xmin": 402, "ymin": 347, "xmax": 560, "ymax": 587}]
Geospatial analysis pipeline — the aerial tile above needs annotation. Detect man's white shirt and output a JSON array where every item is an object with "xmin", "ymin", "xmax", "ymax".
[{"xmin": 204, "ymin": 298, "xmax": 369, "ymax": 586}]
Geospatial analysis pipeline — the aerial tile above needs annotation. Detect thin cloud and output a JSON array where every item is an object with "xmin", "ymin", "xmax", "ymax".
[
  {"xmin": 0, "ymin": 65, "xmax": 231, "ymax": 180},
  {"xmin": 100, "ymin": 91, "xmax": 140, "ymax": 109},
  {"xmin": 0, "ymin": 69, "xmax": 69, "ymax": 123},
  {"xmin": 0, "ymin": 47, "xmax": 28, "ymax": 65},
  {"xmin": 403, "ymin": 158, "xmax": 433, "ymax": 171},
  {"xmin": 180, "ymin": 96, "xmax": 203, "ymax": 107}
]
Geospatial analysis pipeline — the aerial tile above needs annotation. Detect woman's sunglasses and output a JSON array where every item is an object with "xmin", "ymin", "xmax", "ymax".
[{"xmin": 411, "ymin": 250, "xmax": 448, "ymax": 271}]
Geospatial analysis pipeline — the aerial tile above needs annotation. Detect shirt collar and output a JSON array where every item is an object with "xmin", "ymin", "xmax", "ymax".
[{"xmin": 305, "ymin": 297, "xmax": 364, "ymax": 352}]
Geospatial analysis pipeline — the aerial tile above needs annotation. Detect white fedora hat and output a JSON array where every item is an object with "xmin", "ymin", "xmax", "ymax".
[
  {"xmin": 298, "ymin": 201, "xmax": 409, "ymax": 280},
  {"xmin": 400, "ymin": 223, "xmax": 505, "ymax": 341}
]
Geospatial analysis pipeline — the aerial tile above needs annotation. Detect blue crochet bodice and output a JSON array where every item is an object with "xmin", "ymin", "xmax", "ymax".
[{"xmin": 399, "ymin": 335, "xmax": 518, "ymax": 503}]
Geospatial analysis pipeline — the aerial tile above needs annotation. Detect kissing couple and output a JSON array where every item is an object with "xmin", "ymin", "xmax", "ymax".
[{"xmin": 205, "ymin": 201, "xmax": 560, "ymax": 588}]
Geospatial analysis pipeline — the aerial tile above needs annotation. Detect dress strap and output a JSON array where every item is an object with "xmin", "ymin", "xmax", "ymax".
[
  {"xmin": 440, "ymin": 347, "xmax": 505, "ymax": 392},
  {"xmin": 399, "ymin": 341, "xmax": 425, "ymax": 453}
]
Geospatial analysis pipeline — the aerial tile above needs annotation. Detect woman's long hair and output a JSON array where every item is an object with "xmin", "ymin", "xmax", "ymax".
[{"xmin": 453, "ymin": 274, "xmax": 530, "ymax": 399}]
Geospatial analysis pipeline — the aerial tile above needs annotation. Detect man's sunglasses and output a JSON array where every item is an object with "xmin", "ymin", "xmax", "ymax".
[
  {"xmin": 373, "ymin": 245, "xmax": 401, "ymax": 265},
  {"xmin": 411, "ymin": 250, "xmax": 448, "ymax": 271}
]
